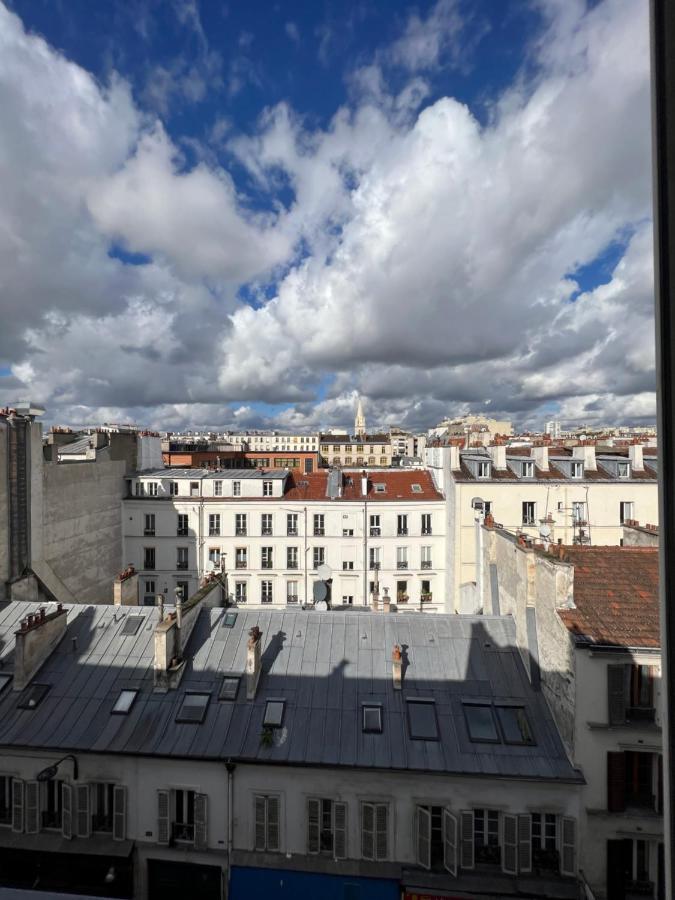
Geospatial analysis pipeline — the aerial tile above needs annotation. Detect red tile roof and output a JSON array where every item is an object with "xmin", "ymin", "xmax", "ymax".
[
  {"xmin": 283, "ymin": 470, "xmax": 444, "ymax": 502},
  {"xmin": 557, "ymin": 547, "xmax": 660, "ymax": 649}
]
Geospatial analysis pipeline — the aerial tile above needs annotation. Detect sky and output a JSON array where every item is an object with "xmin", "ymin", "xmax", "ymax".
[{"xmin": 0, "ymin": 0, "xmax": 655, "ymax": 432}]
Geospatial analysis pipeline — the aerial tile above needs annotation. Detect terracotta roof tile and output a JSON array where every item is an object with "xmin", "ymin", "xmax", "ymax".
[{"xmin": 283, "ymin": 469, "xmax": 443, "ymax": 502}]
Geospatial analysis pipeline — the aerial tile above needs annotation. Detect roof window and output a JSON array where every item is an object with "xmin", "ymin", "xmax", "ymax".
[
  {"xmin": 374, "ymin": 483, "xmax": 386, "ymax": 493},
  {"xmin": 112, "ymin": 689, "xmax": 139, "ymax": 715},
  {"xmin": 407, "ymin": 699, "xmax": 438, "ymax": 741},
  {"xmin": 219, "ymin": 676, "xmax": 240, "ymax": 701},
  {"xmin": 17, "ymin": 683, "xmax": 51, "ymax": 710},
  {"xmin": 411, "ymin": 484, "xmax": 423, "ymax": 493},
  {"xmin": 521, "ymin": 461, "xmax": 534, "ymax": 478},
  {"xmin": 263, "ymin": 699, "xmax": 285, "ymax": 728},
  {"xmin": 121, "ymin": 615, "xmax": 144, "ymax": 636},
  {"xmin": 476, "ymin": 461, "xmax": 490, "ymax": 478},
  {"xmin": 495, "ymin": 705, "xmax": 534, "ymax": 745},
  {"xmin": 463, "ymin": 703, "xmax": 499, "ymax": 742},
  {"xmin": 222, "ymin": 611, "xmax": 238, "ymax": 628},
  {"xmin": 362, "ymin": 704, "xmax": 383, "ymax": 734},
  {"xmin": 176, "ymin": 692, "xmax": 211, "ymax": 724}
]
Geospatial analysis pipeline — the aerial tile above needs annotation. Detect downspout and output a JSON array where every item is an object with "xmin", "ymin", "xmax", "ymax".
[
  {"xmin": 225, "ymin": 759, "xmax": 236, "ymax": 899},
  {"xmin": 363, "ymin": 495, "xmax": 368, "ymax": 606},
  {"xmin": 303, "ymin": 506, "xmax": 308, "ymax": 606}
]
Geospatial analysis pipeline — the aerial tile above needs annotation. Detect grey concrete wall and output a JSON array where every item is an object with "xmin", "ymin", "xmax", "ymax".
[
  {"xmin": 0, "ymin": 421, "xmax": 8, "ymax": 596},
  {"xmin": 622, "ymin": 523, "xmax": 659, "ymax": 546}
]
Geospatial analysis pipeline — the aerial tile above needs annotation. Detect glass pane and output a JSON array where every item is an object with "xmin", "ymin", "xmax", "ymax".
[
  {"xmin": 112, "ymin": 689, "xmax": 138, "ymax": 714},
  {"xmin": 264, "ymin": 700, "xmax": 285, "ymax": 727},
  {"xmin": 464, "ymin": 704, "xmax": 499, "ymax": 741},
  {"xmin": 496, "ymin": 705, "xmax": 534, "ymax": 744},
  {"xmin": 407, "ymin": 700, "xmax": 438, "ymax": 740}
]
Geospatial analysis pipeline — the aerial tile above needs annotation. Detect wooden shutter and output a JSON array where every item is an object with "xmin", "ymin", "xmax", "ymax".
[
  {"xmin": 61, "ymin": 783, "xmax": 73, "ymax": 840},
  {"xmin": 307, "ymin": 798, "xmax": 320, "ymax": 854},
  {"xmin": 607, "ymin": 752, "xmax": 626, "ymax": 812},
  {"xmin": 443, "ymin": 808, "xmax": 457, "ymax": 876},
  {"xmin": 157, "ymin": 790, "xmax": 170, "ymax": 845},
  {"xmin": 502, "ymin": 814, "xmax": 517, "ymax": 874},
  {"xmin": 333, "ymin": 801, "xmax": 347, "ymax": 859},
  {"xmin": 254, "ymin": 795, "xmax": 266, "ymax": 850},
  {"xmin": 460, "ymin": 810, "xmax": 474, "ymax": 869},
  {"xmin": 361, "ymin": 803, "xmax": 374, "ymax": 860},
  {"xmin": 375, "ymin": 804, "xmax": 388, "ymax": 861},
  {"xmin": 75, "ymin": 784, "xmax": 90, "ymax": 838},
  {"xmin": 267, "ymin": 796, "xmax": 280, "ymax": 852},
  {"xmin": 113, "ymin": 786, "xmax": 127, "ymax": 842},
  {"xmin": 11, "ymin": 779, "xmax": 24, "ymax": 834},
  {"xmin": 194, "ymin": 793, "xmax": 208, "ymax": 850},
  {"xmin": 607, "ymin": 664, "xmax": 627, "ymax": 725},
  {"xmin": 416, "ymin": 806, "xmax": 431, "ymax": 869},
  {"xmin": 25, "ymin": 781, "xmax": 39, "ymax": 834},
  {"xmin": 517, "ymin": 814, "xmax": 532, "ymax": 873},
  {"xmin": 560, "ymin": 817, "xmax": 576, "ymax": 875}
]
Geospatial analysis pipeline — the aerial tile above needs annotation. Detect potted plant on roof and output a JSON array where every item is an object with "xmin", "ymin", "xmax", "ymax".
[
  {"xmin": 397, "ymin": 590, "xmax": 409, "ymax": 604},
  {"xmin": 260, "ymin": 726, "xmax": 274, "ymax": 748}
]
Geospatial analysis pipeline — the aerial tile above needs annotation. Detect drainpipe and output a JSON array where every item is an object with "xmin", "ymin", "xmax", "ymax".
[
  {"xmin": 363, "ymin": 495, "xmax": 368, "ymax": 606},
  {"xmin": 225, "ymin": 759, "xmax": 236, "ymax": 899},
  {"xmin": 303, "ymin": 506, "xmax": 308, "ymax": 606}
]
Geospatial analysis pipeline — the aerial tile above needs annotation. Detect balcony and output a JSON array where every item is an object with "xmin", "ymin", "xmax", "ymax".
[
  {"xmin": 314, "ymin": 528, "xmax": 325, "ymax": 537},
  {"xmin": 421, "ymin": 560, "xmax": 432, "ymax": 569},
  {"xmin": 209, "ymin": 530, "xmax": 220, "ymax": 537},
  {"xmin": 397, "ymin": 561, "xmax": 408, "ymax": 569},
  {"xmin": 144, "ymin": 561, "xmax": 156, "ymax": 571},
  {"xmin": 421, "ymin": 528, "xmax": 432, "ymax": 536},
  {"xmin": 421, "ymin": 592, "xmax": 433, "ymax": 603},
  {"xmin": 235, "ymin": 527, "xmax": 247, "ymax": 536},
  {"xmin": 261, "ymin": 597, "xmax": 273, "ymax": 604},
  {"xmin": 287, "ymin": 528, "xmax": 298, "ymax": 536},
  {"xmin": 261, "ymin": 527, "xmax": 273, "ymax": 536},
  {"xmin": 176, "ymin": 562, "xmax": 188, "ymax": 570},
  {"xmin": 172, "ymin": 823, "xmax": 194, "ymax": 843},
  {"xmin": 287, "ymin": 561, "xmax": 299, "ymax": 570},
  {"xmin": 369, "ymin": 527, "xmax": 381, "ymax": 537},
  {"xmin": 176, "ymin": 528, "xmax": 188, "ymax": 537},
  {"xmin": 235, "ymin": 560, "xmax": 247, "ymax": 569},
  {"xmin": 397, "ymin": 528, "xmax": 408, "ymax": 536},
  {"xmin": 286, "ymin": 595, "xmax": 299, "ymax": 604},
  {"xmin": 143, "ymin": 529, "xmax": 155, "ymax": 536},
  {"xmin": 262, "ymin": 562, "xmax": 273, "ymax": 570}
]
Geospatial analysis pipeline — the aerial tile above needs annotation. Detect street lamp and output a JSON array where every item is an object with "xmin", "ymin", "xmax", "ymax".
[{"xmin": 36, "ymin": 754, "xmax": 78, "ymax": 782}]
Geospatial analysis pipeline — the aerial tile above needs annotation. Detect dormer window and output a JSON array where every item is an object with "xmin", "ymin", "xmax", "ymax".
[
  {"xmin": 617, "ymin": 462, "xmax": 630, "ymax": 479},
  {"xmin": 477, "ymin": 462, "xmax": 490, "ymax": 479},
  {"xmin": 521, "ymin": 461, "xmax": 534, "ymax": 478},
  {"xmin": 570, "ymin": 461, "xmax": 583, "ymax": 479}
]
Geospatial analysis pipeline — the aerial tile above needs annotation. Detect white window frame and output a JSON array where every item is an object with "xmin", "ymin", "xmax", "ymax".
[
  {"xmin": 233, "ymin": 481, "xmax": 241, "ymax": 497},
  {"xmin": 254, "ymin": 794, "xmax": 281, "ymax": 852},
  {"xmin": 213, "ymin": 480, "xmax": 223, "ymax": 496},
  {"xmin": 361, "ymin": 802, "xmax": 389, "ymax": 861},
  {"xmin": 261, "ymin": 581, "xmax": 273, "ymax": 604},
  {"xmin": 477, "ymin": 461, "xmax": 490, "ymax": 478},
  {"xmin": 263, "ymin": 480, "xmax": 273, "ymax": 496},
  {"xmin": 235, "ymin": 581, "xmax": 247, "ymax": 603}
]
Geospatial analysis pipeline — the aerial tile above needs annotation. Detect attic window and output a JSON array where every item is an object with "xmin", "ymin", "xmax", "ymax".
[
  {"xmin": 570, "ymin": 461, "xmax": 583, "ymax": 478},
  {"xmin": 374, "ymin": 483, "xmax": 386, "ymax": 493},
  {"xmin": 17, "ymin": 683, "xmax": 50, "ymax": 710},
  {"xmin": 521, "ymin": 461, "xmax": 534, "ymax": 478},
  {"xmin": 263, "ymin": 699, "xmax": 285, "ymax": 728},
  {"xmin": 121, "ymin": 615, "xmax": 144, "ymax": 636},
  {"xmin": 617, "ymin": 462, "xmax": 630, "ymax": 478},
  {"xmin": 411, "ymin": 484, "xmax": 422, "ymax": 493},
  {"xmin": 219, "ymin": 676, "xmax": 240, "ymax": 701},
  {"xmin": 407, "ymin": 699, "xmax": 438, "ymax": 741},
  {"xmin": 112, "ymin": 689, "xmax": 138, "ymax": 715},
  {"xmin": 495, "ymin": 705, "xmax": 534, "ymax": 745},
  {"xmin": 476, "ymin": 462, "xmax": 490, "ymax": 479},
  {"xmin": 176, "ymin": 692, "xmax": 211, "ymax": 724},
  {"xmin": 362, "ymin": 704, "xmax": 383, "ymax": 733},
  {"xmin": 463, "ymin": 703, "xmax": 499, "ymax": 742},
  {"xmin": 222, "ymin": 611, "xmax": 238, "ymax": 628}
]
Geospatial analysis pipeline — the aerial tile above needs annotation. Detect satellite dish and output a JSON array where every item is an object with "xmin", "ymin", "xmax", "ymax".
[
  {"xmin": 313, "ymin": 581, "xmax": 328, "ymax": 602},
  {"xmin": 317, "ymin": 563, "xmax": 332, "ymax": 580},
  {"xmin": 315, "ymin": 600, "xmax": 328, "ymax": 611},
  {"xmin": 539, "ymin": 523, "xmax": 552, "ymax": 539},
  {"xmin": 205, "ymin": 559, "xmax": 216, "ymax": 573},
  {"xmin": 471, "ymin": 497, "xmax": 484, "ymax": 511}
]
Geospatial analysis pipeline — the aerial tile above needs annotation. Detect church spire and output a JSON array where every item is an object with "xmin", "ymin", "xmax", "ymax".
[{"xmin": 355, "ymin": 396, "xmax": 366, "ymax": 437}]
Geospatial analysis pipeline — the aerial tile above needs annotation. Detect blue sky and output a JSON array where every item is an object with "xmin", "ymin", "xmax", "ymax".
[{"xmin": 0, "ymin": 0, "xmax": 656, "ymax": 431}]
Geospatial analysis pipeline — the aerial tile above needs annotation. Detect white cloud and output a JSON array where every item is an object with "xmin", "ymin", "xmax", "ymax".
[
  {"xmin": 285, "ymin": 21, "xmax": 300, "ymax": 45},
  {"xmin": 388, "ymin": 0, "xmax": 465, "ymax": 71}
]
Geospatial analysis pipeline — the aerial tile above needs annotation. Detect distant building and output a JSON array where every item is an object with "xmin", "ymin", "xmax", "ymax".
[
  {"xmin": 355, "ymin": 396, "xmax": 366, "ymax": 437},
  {"xmin": 319, "ymin": 435, "xmax": 393, "ymax": 468},
  {"xmin": 545, "ymin": 420, "xmax": 562, "ymax": 439}
]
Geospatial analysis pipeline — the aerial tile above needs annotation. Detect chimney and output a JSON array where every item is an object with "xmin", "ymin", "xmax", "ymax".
[
  {"xmin": 392, "ymin": 644, "xmax": 402, "ymax": 690},
  {"xmin": 449, "ymin": 445, "xmax": 461, "ymax": 470},
  {"xmin": 532, "ymin": 446, "xmax": 549, "ymax": 471},
  {"xmin": 361, "ymin": 470, "xmax": 368, "ymax": 497},
  {"xmin": 14, "ymin": 605, "xmax": 67, "ymax": 691},
  {"xmin": 487, "ymin": 444, "xmax": 506, "ymax": 470},
  {"xmin": 629, "ymin": 443, "xmax": 644, "ymax": 471},
  {"xmin": 246, "ymin": 626, "xmax": 263, "ymax": 699},
  {"xmin": 572, "ymin": 443, "xmax": 596, "ymax": 471},
  {"xmin": 113, "ymin": 565, "xmax": 138, "ymax": 606}
]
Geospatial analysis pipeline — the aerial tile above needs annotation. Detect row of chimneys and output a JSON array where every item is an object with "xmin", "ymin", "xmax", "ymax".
[
  {"xmin": 624, "ymin": 519, "xmax": 658, "ymax": 532},
  {"xmin": 449, "ymin": 441, "xmax": 645, "ymax": 472}
]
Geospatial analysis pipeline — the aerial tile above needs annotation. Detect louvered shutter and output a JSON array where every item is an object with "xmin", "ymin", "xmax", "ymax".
[
  {"xmin": 75, "ymin": 784, "xmax": 90, "ymax": 838},
  {"xmin": 61, "ymin": 784, "xmax": 73, "ymax": 840},
  {"xmin": 517, "ymin": 814, "xmax": 532, "ymax": 873},
  {"xmin": 607, "ymin": 752, "xmax": 626, "ymax": 812},
  {"xmin": 375, "ymin": 804, "xmax": 388, "ymax": 861},
  {"xmin": 307, "ymin": 798, "xmax": 320, "ymax": 854},
  {"xmin": 113, "ymin": 786, "xmax": 127, "ymax": 842},
  {"xmin": 11, "ymin": 779, "xmax": 24, "ymax": 834},
  {"xmin": 416, "ymin": 806, "xmax": 431, "ymax": 869},
  {"xmin": 25, "ymin": 782, "xmax": 39, "ymax": 834},
  {"xmin": 267, "ymin": 796, "xmax": 280, "ymax": 852},
  {"xmin": 157, "ymin": 790, "xmax": 170, "ymax": 845},
  {"xmin": 460, "ymin": 810, "xmax": 474, "ymax": 869},
  {"xmin": 442, "ymin": 808, "xmax": 457, "ymax": 876},
  {"xmin": 560, "ymin": 817, "xmax": 576, "ymax": 875},
  {"xmin": 607, "ymin": 665, "xmax": 627, "ymax": 725},
  {"xmin": 333, "ymin": 802, "xmax": 347, "ymax": 859},
  {"xmin": 502, "ymin": 814, "xmax": 517, "ymax": 874},
  {"xmin": 194, "ymin": 793, "xmax": 208, "ymax": 850},
  {"xmin": 254, "ymin": 795, "xmax": 266, "ymax": 850},
  {"xmin": 361, "ymin": 803, "xmax": 374, "ymax": 860}
]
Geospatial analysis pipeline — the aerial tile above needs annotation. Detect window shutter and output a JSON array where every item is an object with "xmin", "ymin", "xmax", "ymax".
[
  {"xmin": 560, "ymin": 817, "xmax": 577, "ymax": 875},
  {"xmin": 416, "ymin": 806, "xmax": 431, "ymax": 869},
  {"xmin": 61, "ymin": 783, "xmax": 73, "ymax": 840},
  {"xmin": 658, "ymin": 754, "xmax": 664, "ymax": 813},
  {"xmin": 443, "ymin": 808, "xmax": 457, "ymax": 876},
  {"xmin": 75, "ymin": 784, "xmax": 90, "ymax": 838},
  {"xmin": 517, "ymin": 814, "xmax": 532, "ymax": 873},
  {"xmin": 25, "ymin": 782, "xmax": 39, "ymax": 834},
  {"xmin": 11, "ymin": 779, "xmax": 24, "ymax": 834},
  {"xmin": 267, "ymin": 796, "xmax": 280, "ymax": 852},
  {"xmin": 194, "ymin": 793, "xmax": 208, "ymax": 850},
  {"xmin": 157, "ymin": 790, "xmax": 170, "ymax": 845},
  {"xmin": 361, "ymin": 803, "xmax": 374, "ymax": 860},
  {"xmin": 307, "ymin": 798, "xmax": 320, "ymax": 854},
  {"xmin": 502, "ymin": 814, "xmax": 517, "ymax": 874},
  {"xmin": 375, "ymin": 804, "xmax": 388, "ymax": 861},
  {"xmin": 113, "ymin": 786, "xmax": 127, "ymax": 842},
  {"xmin": 607, "ymin": 664, "xmax": 627, "ymax": 725},
  {"xmin": 607, "ymin": 752, "xmax": 626, "ymax": 812},
  {"xmin": 333, "ymin": 802, "xmax": 347, "ymax": 859},
  {"xmin": 254, "ymin": 796, "xmax": 266, "ymax": 850},
  {"xmin": 460, "ymin": 810, "xmax": 474, "ymax": 869}
]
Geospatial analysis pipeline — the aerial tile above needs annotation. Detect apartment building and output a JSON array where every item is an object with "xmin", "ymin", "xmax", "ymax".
[
  {"xmin": 0, "ymin": 599, "xmax": 584, "ymax": 900},
  {"xmin": 123, "ymin": 468, "xmax": 446, "ymax": 610},
  {"xmin": 318, "ymin": 436, "xmax": 393, "ymax": 468},
  {"xmin": 481, "ymin": 528, "xmax": 664, "ymax": 899},
  {"xmin": 225, "ymin": 432, "xmax": 320, "ymax": 453},
  {"xmin": 427, "ymin": 442, "xmax": 658, "ymax": 610}
]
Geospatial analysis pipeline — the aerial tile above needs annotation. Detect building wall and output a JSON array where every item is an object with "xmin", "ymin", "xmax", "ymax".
[
  {"xmin": 319, "ymin": 442, "xmax": 393, "ymax": 468},
  {"xmin": 622, "ymin": 523, "xmax": 659, "ymax": 547},
  {"xmin": 0, "ymin": 420, "xmax": 9, "ymax": 595}
]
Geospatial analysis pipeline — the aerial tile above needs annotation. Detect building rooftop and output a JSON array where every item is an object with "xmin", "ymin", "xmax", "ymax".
[
  {"xmin": 136, "ymin": 468, "xmax": 289, "ymax": 480},
  {"xmin": 0, "ymin": 604, "xmax": 580, "ymax": 781},
  {"xmin": 283, "ymin": 470, "xmax": 444, "ymax": 502},
  {"xmin": 453, "ymin": 448, "xmax": 657, "ymax": 482}
]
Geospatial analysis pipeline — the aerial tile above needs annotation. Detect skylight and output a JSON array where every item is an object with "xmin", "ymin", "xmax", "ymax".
[
  {"xmin": 263, "ymin": 699, "xmax": 285, "ymax": 728},
  {"xmin": 17, "ymin": 683, "xmax": 50, "ymax": 710},
  {"xmin": 362, "ymin": 704, "xmax": 383, "ymax": 733},
  {"xmin": 222, "ymin": 611, "xmax": 238, "ymax": 628},
  {"xmin": 121, "ymin": 615, "xmax": 144, "ymax": 636},
  {"xmin": 176, "ymin": 692, "xmax": 211, "ymax": 724},
  {"xmin": 374, "ymin": 483, "xmax": 386, "ymax": 493},
  {"xmin": 411, "ymin": 484, "xmax": 422, "ymax": 493},
  {"xmin": 463, "ymin": 703, "xmax": 499, "ymax": 742},
  {"xmin": 112, "ymin": 689, "xmax": 138, "ymax": 715},
  {"xmin": 219, "ymin": 676, "xmax": 240, "ymax": 701},
  {"xmin": 407, "ymin": 699, "xmax": 438, "ymax": 740},
  {"xmin": 495, "ymin": 705, "xmax": 534, "ymax": 745}
]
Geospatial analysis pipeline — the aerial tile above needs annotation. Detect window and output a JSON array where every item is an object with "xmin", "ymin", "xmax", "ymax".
[
  {"xmin": 173, "ymin": 789, "xmax": 195, "ymax": 842},
  {"xmin": 342, "ymin": 560, "xmax": 354, "ymax": 570},
  {"xmin": 521, "ymin": 461, "xmax": 534, "ymax": 478},
  {"xmin": 264, "ymin": 699, "xmax": 285, "ymax": 727},
  {"xmin": 477, "ymin": 462, "xmax": 490, "ymax": 478},
  {"xmin": 176, "ymin": 692, "xmax": 211, "ymax": 724},
  {"xmin": 617, "ymin": 461, "xmax": 630, "ymax": 478},
  {"xmin": 397, "ymin": 546, "xmax": 408, "ymax": 569},
  {"xmin": 177, "ymin": 513, "xmax": 188, "ymax": 536},
  {"xmin": 121, "ymin": 615, "xmax": 144, "ymax": 636},
  {"xmin": 41, "ymin": 779, "xmax": 63, "ymax": 829},
  {"xmin": 362, "ymin": 803, "xmax": 388, "ymax": 861},
  {"xmin": 235, "ymin": 581, "xmax": 247, "ymax": 604},
  {"xmin": 356, "ymin": 445, "xmax": 364, "ymax": 452},
  {"xmin": 368, "ymin": 456, "xmax": 376, "ymax": 465},
  {"xmin": 0, "ymin": 777, "xmax": 11, "ymax": 825},
  {"xmin": 307, "ymin": 798, "xmax": 347, "ymax": 858},
  {"xmin": 572, "ymin": 501, "xmax": 586, "ymax": 522},
  {"xmin": 531, "ymin": 813, "xmax": 559, "ymax": 871},
  {"xmin": 209, "ymin": 514, "xmax": 221, "ymax": 536},
  {"xmin": 144, "ymin": 513, "xmax": 155, "ymax": 536},
  {"xmin": 233, "ymin": 480, "xmax": 241, "ymax": 496},
  {"xmin": 620, "ymin": 501, "xmax": 634, "ymax": 524},
  {"xmin": 421, "ymin": 546, "xmax": 432, "ymax": 569},
  {"xmin": 415, "ymin": 805, "xmax": 457, "ymax": 872},
  {"xmin": 208, "ymin": 547, "xmax": 221, "ymax": 566},
  {"xmin": 421, "ymin": 579, "xmax": 432, "ymax": 601},
  {"xmin": 177, "ymin": 547, "xmax": 189, "ymax": 570},
  {"xmin": 607, "ymin": 751, "xmax": 660, "ymax": 812},
  {"xmin": 313, "ymin": 514, "xmax": 325, "ymax": 536},
  {"xmin": 374, "ymin": 482, "xmax": 385, "ymax": 493},
  {"xmin": 313, "ymin": 547, "xmax": 325, "ymax": 569},
  {"xmin": 287, "ymin": 513, "xmax": 298, "ymax": 535},
  {"xmin": 356, "ymin": 456, "xmax": 364, "ymax": 464},
  {"xmin": 369, "ymin": 514, "xmax": 380, "ymax": 536},
  {"xmin": 143, "ymin": 580, "xmax": 155, "ymax": 605},
  {"xmin": 570, "ymin": 461, "xmax": 583, "ymax": 478},
  {"xmin": 495, "ymin": 705, "xmax": 534, "ymax": 744},
  {"xmin": 144, "ymin": 547, "xmax": 156, "ymax": 570},
  {"xmin": 263, "ymin": 480, "xmax": 273, "ymax": 496},
  {"xmin": 464, "ymin": 703, "xmax": 499, "ymax": 742},
  {"xmin": 421, "ymin": 513, "xmax": 432, "ymax": 535},
  {"xmin": 219, "ymin": 676, "xmax": 240, "ymax": 700},
  {"xmin": 236, "ymin": 513, "xmax": 247, "ymax": 535},
  {"xmin": 286, "ymin": 581, "xmax": 299, "ymax": 603},
  {"xmin": 190, "ymin": 481, "xmax": 199, "ymax": 496},
  {"xmin": 407, "ymin": 699, "xmax": 439, "ymax": 740},
  {"xmin": 254, "ymin": 795, "xmax": 280, "ymax": 852},
  {"xmin": 213, "ymin": 480, "xmax": 223, "ymax": 496},
  {"xmin": 522, "ymin": 501, "xmax": 536, "ymax": 526},
  {"xmin": 222, "ymin": 610, "xmax": 238, "ymax": 628},
  {"xmin": 147, "ymin": 482, "xmax": 158, "ymax": 496},
  {"xmin": 397, "ymin": 580, "xmax": 408, "ymax": 603},
  {"xmin": 397, "ymin": 514, "xmax": 408, "ymax": 535},
  {"xmin": 369, "ymin": 547, "xmax": 380, "ymax": 569},
  {"xmin": 287, "ymin": 546, "xmax": 298, "ymax": 569},
  {"xmin": 380, "ymin": 457, "xmax": 387, "ymax": 465},
  {"xmin": 362, "ymin": 704, "xmax": 382, "ymax": 733},
  {"xmin": 345, "ymin": 456, "xmax": 353, "ymax": 464},
  {"xmin": 235, "ymin": 547, "xmax": 247, "ymax": 569},
  {"xmin": 411, "ymin": 483, "xmax": 423, "ymax": 493},
  {"xmin": 169, "ymin": 481, "xmax": 179, "ymax": 496},
  {"xmin": 92, "ymin": 783, "xmax": 115, "ymax": 833},
  {"xmin": 111, "ymin": 688, "xmax": 138, "ymax": 716},
  {"xmin": 343, "ymin": 527, "xmax": 354, "ymax": 536},
  {"xmin": 261, "ymin": 513, "xmax": 273, "ymax": 535},
  {"xmin": 135, "ymin": 482, "xmax": 145, "ymax": 496},
  {"xmin": 261, "ymin": 580, "xmax": 273, "ymax": 604},
  {"xmin": 261, "ymin": 547, "xmax": 273, "ymax": 569},
  {"xmin": 474, "ymin": 809, "xmax": 501, "ymax": 865}
]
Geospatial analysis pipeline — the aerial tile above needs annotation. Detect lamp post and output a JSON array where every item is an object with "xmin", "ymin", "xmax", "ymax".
[{"xmin": 36, "ymin": 754, "xmax": 78, "ymax": 782}]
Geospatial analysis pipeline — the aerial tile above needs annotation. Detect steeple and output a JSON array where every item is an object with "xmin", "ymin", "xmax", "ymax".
[{"xmin": 355, "ymin": 396, "xmax": 366, "ymax": 437}]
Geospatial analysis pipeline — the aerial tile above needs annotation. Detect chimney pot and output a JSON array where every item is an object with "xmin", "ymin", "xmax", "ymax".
[
  {"xmin": 246, "ymin": 626, "xmax": 263, "ymax": 700},
  {"xmin": 392, "ymin": 644, "xmax": 402, "ymax": 690}
]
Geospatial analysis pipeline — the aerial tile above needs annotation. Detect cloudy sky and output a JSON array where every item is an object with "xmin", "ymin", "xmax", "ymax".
[{"xmin": 0, "ymin": 0, "xmax": 654, "ymax": 432}]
